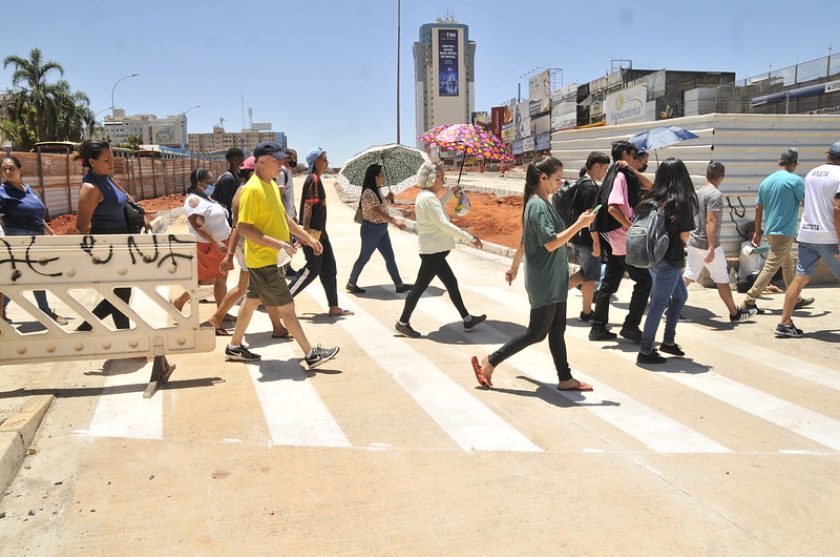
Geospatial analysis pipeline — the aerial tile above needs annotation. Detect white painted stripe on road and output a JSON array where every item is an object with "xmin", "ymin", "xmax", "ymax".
[
  {"xmin": 245, "ymin": 316, "xmax": 350, "ymax": 448},
  {"xmin": 324, "ymin": 296, "xmax": 541, "ymax": 452},
  {"xmin": 470, "ymin": 286, "xmax": 840, "ymax": 453},
  {"xmin": 84, "ymin": 289, "xmax": 167, "ymax": 440},
  {"xmin": 419, "ymin": 297, "xmax": 730, "ymax": 454},
  {"xmin": 83, "ymin": 360, "xmax": 164, "ymax": 439}
]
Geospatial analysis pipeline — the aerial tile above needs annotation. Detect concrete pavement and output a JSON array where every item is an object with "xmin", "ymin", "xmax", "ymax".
[{"xmin": 0, "ymin": 179, "xmax": 839, "ymax": 556}]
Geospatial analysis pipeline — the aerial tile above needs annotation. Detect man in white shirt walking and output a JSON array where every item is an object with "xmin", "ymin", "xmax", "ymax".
[{"xmin": 776, "ymin": 142, "xmax": 840, "ymax": 337}]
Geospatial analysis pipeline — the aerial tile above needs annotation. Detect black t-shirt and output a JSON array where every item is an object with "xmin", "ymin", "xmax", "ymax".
[
  {"xmin": 570, "ymin": 178, "xmax": 600, "ymax": 247},
  {"xmin": 213, "ymin": 171, "xmax": 240, "ymax": 224},
  {"xmin": 664, "ymin": 204, "xmax": 696, "ymax": 265},
  {"xmin": 300, "ymin": 173, "xmax": 327, "ymax": 231}
]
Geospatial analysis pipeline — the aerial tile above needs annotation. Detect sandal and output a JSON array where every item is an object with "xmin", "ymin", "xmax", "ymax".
[
  {"xmin": 328, "ymin": 308, "xmax": 354, "ymax": 317},
  {"xmin": 557, "ymin": 380, "xmax": 593, "ymax": 392},
  {"xmin": 471, "ymin": 356, "xmax": 492, "ymax": 387},
  {"xmin": 272, "ymin": 331, "xmax": 293, "ymax": 339},
  {"xmin": 222, "ymin": 313, "xmax": 237, "ymax": 322}
]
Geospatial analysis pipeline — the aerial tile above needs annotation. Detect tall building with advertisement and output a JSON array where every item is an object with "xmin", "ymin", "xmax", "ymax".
[{"xmin": 413, "ymin": 19, "xmax": 476, "ymax": 148}]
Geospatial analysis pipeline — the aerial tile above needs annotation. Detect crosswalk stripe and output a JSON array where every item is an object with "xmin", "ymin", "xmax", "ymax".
[
  {"xmin": 469, "ymin": 286, "xmax": 840, "ymax": 453},
  {"xmin": 322, "ymin": 296, "xmax": 542, "ymax": 452},
  {"xmin": 417, "ymin": 297, "xmax": 731, "ymax": 454},
  {"xmin": 82, "ymin": 289, "xmax": 166, "ymax": 440},
  {"xmin": 245, "ymin": 311, "xmax": 351, "ymax": 448}
]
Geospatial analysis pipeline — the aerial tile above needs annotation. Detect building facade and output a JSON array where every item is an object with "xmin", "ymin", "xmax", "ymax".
[
  {"xmin": 102, "ymin": 110, "xmax": 188, "ymax": 148},
  {"xmin": 413, "ymin": 18, "xmax": 476, "ymax": 148},
  {"xmin": 187, "ymin": 127, "xmax": 285, "ymax": 154}
]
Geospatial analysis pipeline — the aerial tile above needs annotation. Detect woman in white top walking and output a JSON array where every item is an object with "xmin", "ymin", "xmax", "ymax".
[
  {"xmin": 394, "ymin": 162, "xmax": 485, "ymax": 337},
  {"xmin": 173, "ymin": 168, "xmax": 231, "ymax": 317}
]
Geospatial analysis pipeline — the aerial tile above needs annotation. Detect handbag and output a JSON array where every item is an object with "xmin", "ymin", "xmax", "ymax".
[
  {"xmin": 124, "ymin": 199, "xmax": 147, "ymax": 234},
  {"xmin": 353, "ymin": 201, "xmax": 363, "ymax": 224},
  {"xmin": 111, "ymin": 180, "xmax": 148, "ymax": 233}
]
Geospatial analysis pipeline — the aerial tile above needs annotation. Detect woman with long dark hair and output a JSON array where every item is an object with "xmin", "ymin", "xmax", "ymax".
[
  {"xmin": 0, "ymin": 156, "xmax": 67, "ymax": 324},
  {"xmin": 636, "ymin": 158, "xmax": 698, "ymax": 364},
  {"xmin": 74, "ymin": 139, "xmax": 135, "ymax": 331},
  {"xmin": 471, "ymin": 157, "xmax": 596, "ymax": 390},
  {"xmin": 346, "ymin": 163, "xmax": 412, "ymax": 294}
]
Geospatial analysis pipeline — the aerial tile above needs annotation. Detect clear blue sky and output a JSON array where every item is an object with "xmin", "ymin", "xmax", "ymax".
[{"xmin": 2, "ymin": 0, "xmax": 834, "ymax": 164}]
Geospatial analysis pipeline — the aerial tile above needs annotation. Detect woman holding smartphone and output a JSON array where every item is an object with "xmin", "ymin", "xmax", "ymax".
[{"xmin": 471, "ymin": 156, "xmax": 596, "ymax": 391}]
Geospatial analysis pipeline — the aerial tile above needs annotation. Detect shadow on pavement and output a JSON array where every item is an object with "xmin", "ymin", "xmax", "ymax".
[
  {"xmin": 426, "ymin": 319, "xmax": 526, "ymax": 345},
  {"xmin": 639, "ymin": 358, "xmax": 712, "ymax": 374},
  {"xmin": 0, "ymin": 377, "xmax": 223, "ymax": 399},
  {"xmin": 254, "ymin": 360, "xmax": 341, "ymax": 383},
  {"xmin": 485, "ymin": 376, "xmax": 621, "ymax": 408}
]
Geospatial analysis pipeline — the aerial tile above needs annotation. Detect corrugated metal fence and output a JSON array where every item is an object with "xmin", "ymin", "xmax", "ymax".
[
  {"xmin": 551, "ymin": 113, "xmax": 840, "ymax": 255},
  {"xmin": 6, "ymin": 150, "xmax": 229, "ymax": 219}
]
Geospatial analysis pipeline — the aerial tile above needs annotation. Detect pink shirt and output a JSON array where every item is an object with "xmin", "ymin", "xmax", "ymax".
[{"xmin": 605, "ymin": 172, "xmax": 632, "ymax": 256}]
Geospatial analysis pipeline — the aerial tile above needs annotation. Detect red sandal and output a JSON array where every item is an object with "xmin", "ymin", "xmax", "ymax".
[{"xmin": 471, "ymin": 356, "xmax": 492, "ymax": 387}]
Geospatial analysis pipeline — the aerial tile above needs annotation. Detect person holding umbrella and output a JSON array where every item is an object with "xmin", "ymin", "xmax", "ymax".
[
  {"xmin": 471, "ymin": 157, "xmax": 596, "ymax": 391},
  {"xmin": 346, "ymin": 163, "xmax": 412, "ymax": 294},
  {"xmin": 394, "ymin": 162, "xmax": 485, "ymax": 338}
]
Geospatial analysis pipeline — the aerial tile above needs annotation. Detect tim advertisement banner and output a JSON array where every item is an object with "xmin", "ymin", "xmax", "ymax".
[{"xmin": 438, "ymin": 29, "xmax": 459, "ymax": 97}]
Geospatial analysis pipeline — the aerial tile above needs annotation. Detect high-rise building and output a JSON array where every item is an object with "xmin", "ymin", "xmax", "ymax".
[
  {"xmin": 103, "ymin": 109, "xmax": 189, "ymax": 148},
  {"xmin": 187, "ymin": 127, "xmax": 286, "ymax": 154},
  {"xmin": 413, "ymin": 18, "xmax": 476, "ymax": 148}
]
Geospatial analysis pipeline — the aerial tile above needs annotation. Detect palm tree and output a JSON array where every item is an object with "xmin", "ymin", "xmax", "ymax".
[
  {"xmin": 4, "ymin": 48, "xmax": 64, "ymax": 144},
  {"xmin": 2, "ymin": 48, "xmax": 92, "ymax": 147}
]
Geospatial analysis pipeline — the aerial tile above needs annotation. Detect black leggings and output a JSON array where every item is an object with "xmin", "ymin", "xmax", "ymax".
[
  {"xmin": 288, "ymin": 231, "xmax": 338, "ymax": 307},
  {"xmin": 489, "ymin": 302, "xmax": 571, "ymax": 381},
  {"xmin": 77, "ymin": 287, "xmax": 133, "ymax": 330},
  {"xmin": 399, "ymin": 251, "xmax": 468, "ymax": 323}
]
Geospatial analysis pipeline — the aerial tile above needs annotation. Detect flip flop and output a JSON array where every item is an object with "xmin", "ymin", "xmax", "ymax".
[
  {"xmin": 557, "ymin": 381, "xmax": 593, "ymax": 392},
  {"xmin": 222, "ymin": 313, "xmax": 237, "ymax": 322},
  {"xmin": 214, "ymin": 327, "xmax": 231, "ymax": 336},
  {"xmin": 272, "ymin": 331, "xmax": 293, "ymax": 339},
  {"xmin": 329, "ymin": 308, "xmax": 354, "ymax": 317},
  {"xmin": 471, "ymin": 356, "xmax": 492, "ymax": 387}
]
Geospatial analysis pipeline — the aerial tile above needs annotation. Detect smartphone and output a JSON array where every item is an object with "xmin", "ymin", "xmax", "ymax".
[{"xmin": 591, "ymin": 204, "xmax": 603, "ymax": 214}]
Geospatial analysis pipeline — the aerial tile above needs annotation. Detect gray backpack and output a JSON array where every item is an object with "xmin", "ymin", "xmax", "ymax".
[{"xmin": 626, "ymin": 202, "xmax": 670, "ymax": 269}]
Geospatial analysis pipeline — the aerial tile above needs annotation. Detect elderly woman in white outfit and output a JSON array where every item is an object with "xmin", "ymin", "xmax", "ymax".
[
  {"xmin": 173, "ymin": 168, "xmax": 231, "ymax": 317},
  {"xmin": 394, "ymin": 161, "xmax": 486, "ymax": 338}
]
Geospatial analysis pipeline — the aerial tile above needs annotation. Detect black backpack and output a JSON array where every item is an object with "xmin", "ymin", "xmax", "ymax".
[{"xmin": 551, "ymin": 180, "xmax": 580, "ymax": 225}]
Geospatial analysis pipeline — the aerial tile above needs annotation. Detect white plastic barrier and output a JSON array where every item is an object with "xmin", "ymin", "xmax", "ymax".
[{"xmin": 0, "ymin": 233, "xmax": 215, "ymax": 396}]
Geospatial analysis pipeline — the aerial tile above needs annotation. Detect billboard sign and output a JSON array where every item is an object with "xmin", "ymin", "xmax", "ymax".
[
  {"xmin": 605, "ymin": 84, "xmax": 648, "ymax": 126},
  {"xmin": 491, "ymin": 106, "xmax": 507, "ymax": 139},
  {"xmin": 471, "ymin": 111, "xmax": 489, "ymax": 128},
  {"xmin": 551, "ymin": 102, "xmax": 577, "ymax": 131},
  {"xmin": 529, "ymin": 70, "xmax": 551, "ymax": 117},
  {"xmin": 531, "ymin": 114, "xmax": 550, "ymax": 137},
  {"xmin": 535, "ymin": 132, "xmax": 551, "ymax": 152},
  {"xmin": 438, "ymin": 29, "xmax": 459, "ymax": 97},
  {"xmin": 501, "ymin": 122, "xmax": 515, "ymax": 143},
  {"xmin": 523, "ymin": 136, "xmax": 535, "ymax": 153},
  {"xmin": 515, "ymin": 100, "xmax": 530, "ymax": 140}
]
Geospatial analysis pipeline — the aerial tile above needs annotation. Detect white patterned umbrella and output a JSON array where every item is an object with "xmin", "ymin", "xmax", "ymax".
[{"xmin": 336, "ymin": 143, "xmax": 430, "ymax": 196}]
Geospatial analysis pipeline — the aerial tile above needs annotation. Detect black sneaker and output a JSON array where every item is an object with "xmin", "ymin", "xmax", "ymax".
[
  {"xmin": 305, "ymin": 345, "xmax": 340, "ymax": 369},
  {"xmin": 619, "ymin": 327, "xmax": 642, "ymax": 344},
  {"xmin": 730, "ymin": 306, "xmax": 758, "ymax": 323},
  {"xmin": 794, "ymin": 296, "xmax": 815, "ymax": 310},
  {"xmin": 775, "ymin": 322, "xmax": 804, "ymax": 338},
  {"xmin": 637, "ymin": 350, "xmax": 667, "ymax": 364},
  {"xmin": 589, "ymin": 327, "xmax": 617, "ymax": 341},
  {"xmin": 395, "ymin": 283, "xmax": 413, "ymax": 293},
  {"xmin": 464, "ymin": 314, "xmax": 487, "ymax": 331},
  {"xmin": 579, "ymin": 311, "xmax": 593, "ymax": 322},
  {"xmin": 659, "ymin": 342, "xmax": 685, "ymax": 356},
  {"xmin": 394, "ymin": 322, "xmax": 421, "ymax": 338},
  {"xmin": 346, "ymin": 282, "xmax": 366, "ymax": 294},
  {"xmin": 225, "ymin": 345, "xmax": 261, "ymax": 362}
]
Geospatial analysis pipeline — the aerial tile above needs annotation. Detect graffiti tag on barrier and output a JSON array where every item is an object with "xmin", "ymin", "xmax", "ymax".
[{"xmin": 0, "ymin": 234, "xmax": 194, "ymax": 283}]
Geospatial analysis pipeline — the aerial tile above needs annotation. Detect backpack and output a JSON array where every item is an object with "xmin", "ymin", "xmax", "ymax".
[
  {"xmin": 591, "ymin": 165, "xmax": 623, "ymax": 233},
  {"xmin": 625, "ymin": 202, "xmax": 670, "ymax": 269},
  {"xmin": 551, "ymin": 180, "xmax": 580, "ymax": 225}
]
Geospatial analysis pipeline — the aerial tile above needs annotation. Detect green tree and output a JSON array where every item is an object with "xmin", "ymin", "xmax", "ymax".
[{"xmin": 3, "ymin": 48, "xmax": 93, "ymax": 148}]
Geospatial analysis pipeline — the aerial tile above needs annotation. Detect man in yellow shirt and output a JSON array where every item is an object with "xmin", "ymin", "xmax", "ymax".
[{"xmin": 226, "ymin": 141, "xmax": 339, "ymax": 369}]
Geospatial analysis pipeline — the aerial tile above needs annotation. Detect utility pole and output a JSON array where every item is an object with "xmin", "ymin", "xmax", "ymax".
[{"xmin": 396, "ymin": 0, "xmax": 401, "ymax": 144}]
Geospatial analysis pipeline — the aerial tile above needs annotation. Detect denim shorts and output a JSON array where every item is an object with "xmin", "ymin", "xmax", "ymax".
[
  {"xmin": 796, "ymin": 242, "xmax": 840, "ymax": 278},
  {"xmin": 572, "ymin": 244, "xmax": 601, "ymax": 282}
]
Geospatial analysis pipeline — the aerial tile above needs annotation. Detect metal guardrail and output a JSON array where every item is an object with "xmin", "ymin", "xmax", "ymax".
[{"xmin": 0, "ymin": 233, "xmax": 215, "ymax": 397}]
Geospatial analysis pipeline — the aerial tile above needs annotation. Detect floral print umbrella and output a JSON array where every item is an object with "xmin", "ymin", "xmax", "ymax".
[{"xmin": 420, "ymin": 123, "xmax": 513, "ymax": 162}]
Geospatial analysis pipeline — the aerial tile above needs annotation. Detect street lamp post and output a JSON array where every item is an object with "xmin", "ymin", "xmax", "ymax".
[
  {"xmin": 111, "ymin": 73, "xmax": 139, "ymax": 118},
  {"xmin": 181, "ymin": 105, "xmax": 201, "ymax": 150}
]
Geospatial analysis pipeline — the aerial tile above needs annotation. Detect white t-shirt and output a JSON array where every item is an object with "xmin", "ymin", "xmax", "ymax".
[
  {"xmin": 797, "ymin": 163, "xmax": 840, "ymax": 244},
  {"xmin": 184, "ymin": 194, "xmax": 231, "ymax": 242}
]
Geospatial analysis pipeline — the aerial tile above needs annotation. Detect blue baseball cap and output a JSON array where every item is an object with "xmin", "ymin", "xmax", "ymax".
[
  {"xmin": 828, "ymin": 142, "xmax": 840, "ymax": 158},
  {"xmin": 306, "ymin": 147, "xmax": 326, "ymax": 172},
  {"xmin": 254, "ymin": 141, "xmax": 288, "ymax": 161}
]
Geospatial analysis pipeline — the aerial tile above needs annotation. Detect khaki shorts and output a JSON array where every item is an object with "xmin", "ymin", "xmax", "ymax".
[{"xmin": 246, "ymin": 265, "xmax": 293, "ymax": 307}]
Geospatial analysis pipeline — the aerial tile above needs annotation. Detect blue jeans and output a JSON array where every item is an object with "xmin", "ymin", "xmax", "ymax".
[
  {"xmin": 640, "ymin": 259, "xmax": 688, "ymax": 354},
  {"xmin": 348, "ymin": 221, "xmax": 403, "ymax": 286}
]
